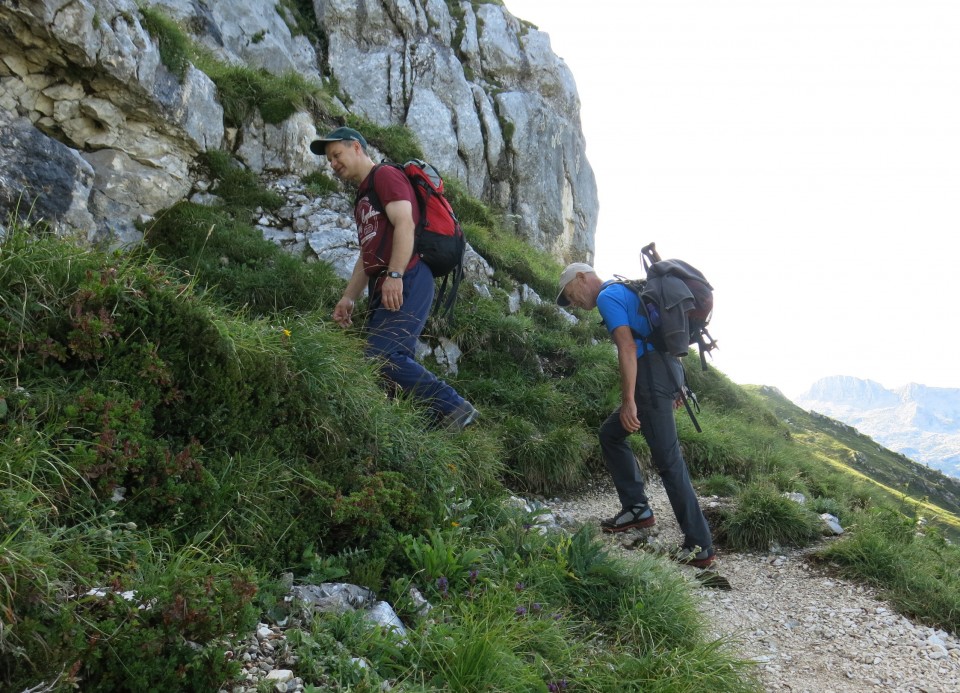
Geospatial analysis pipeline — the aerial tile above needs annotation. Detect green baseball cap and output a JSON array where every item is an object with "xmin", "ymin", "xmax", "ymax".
[{"xmin": 310, "ymin": 126, "xmax": 368, "ymax": 155}]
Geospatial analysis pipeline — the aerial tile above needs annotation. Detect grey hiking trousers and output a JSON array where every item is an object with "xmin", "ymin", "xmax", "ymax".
[{"xmin": 599, "ymin": 352, "xmax": 713, "ymax": 553}]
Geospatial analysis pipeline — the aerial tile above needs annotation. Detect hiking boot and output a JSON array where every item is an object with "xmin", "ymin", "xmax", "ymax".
[
  {"xmin": 600, "ymin": 505, "xmax": 655, "ymax": 533},
  {"xmin": 675, "ymin": 546, "xmax": 716, "ymax": 569},
  {"xmin": 442, "ymin": 400, "xmax": 479, "ymax": 432}
]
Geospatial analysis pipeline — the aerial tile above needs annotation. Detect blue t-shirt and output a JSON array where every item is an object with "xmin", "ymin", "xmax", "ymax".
[{"xmin": 596, "ymin": 281, "xmax": 654, "ymax": 356}]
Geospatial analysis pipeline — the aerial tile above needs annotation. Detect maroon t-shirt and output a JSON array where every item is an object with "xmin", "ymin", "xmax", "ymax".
[{"xmin": 355, "ymin": 165, "xmax": 420, "ymax": 277}]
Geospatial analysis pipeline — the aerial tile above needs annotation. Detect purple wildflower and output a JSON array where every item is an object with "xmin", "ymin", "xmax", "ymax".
[
  {"xmin": 515, "ymin": 605, "xmax": 527, "ymax": 617},
  {"xmin": 515, "ymin": 581, "xmax": 525, "ymax": 592}
]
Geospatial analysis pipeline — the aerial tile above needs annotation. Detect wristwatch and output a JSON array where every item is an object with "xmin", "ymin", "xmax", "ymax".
[{"xmin": 386, "ymin": 271, "xmax": 403, "ymax": 279}]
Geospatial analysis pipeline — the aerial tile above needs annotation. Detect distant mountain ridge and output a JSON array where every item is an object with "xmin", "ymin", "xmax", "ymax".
[{"xmin": 794, "ymin": 376, "xmax": 960, "ymax": 478}]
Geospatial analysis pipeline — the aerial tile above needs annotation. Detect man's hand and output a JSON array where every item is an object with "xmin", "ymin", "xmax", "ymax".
[
  {"xmin": 333, "ymin": 297, "xmax": 355, "ymax": 327},
  {"xmin": 380, "ymin": 276, "xmax": 403, "ymax": 311},
  {"xmin": 619, "ymin": 400, "xmax": 641, "ymax": 433}
]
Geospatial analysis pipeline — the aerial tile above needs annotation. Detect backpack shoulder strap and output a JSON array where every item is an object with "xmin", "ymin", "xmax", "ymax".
[{"xmin": 355, "ymin": 162, "xmax": 407, "ymax": 212}]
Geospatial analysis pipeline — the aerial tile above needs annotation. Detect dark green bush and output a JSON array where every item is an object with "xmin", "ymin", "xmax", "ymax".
[
  {"xmin": 66, "ymin": 539, "xmax": 258, "ymax": 692},
  {"xmin": 199, "ymin": 150, "xmax": 284, "ymax": 210},
  {"xmin": 143, "ymin": 201, "xmax": 341, "ymax": 314}
]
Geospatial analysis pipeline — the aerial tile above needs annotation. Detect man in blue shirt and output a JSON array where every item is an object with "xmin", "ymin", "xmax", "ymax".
[{"xmin": 557, "ymin": 263, "xmax": 714, "ymax": 568}]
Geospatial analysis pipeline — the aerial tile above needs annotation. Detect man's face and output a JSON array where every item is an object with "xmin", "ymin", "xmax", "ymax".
[
  {"xmin": 325, "ymin": 140, "xmax": 364, "ymax": 183},
  {"xmin": 562, "ymin": 273, "xmax": 597, "ymax": 310}
]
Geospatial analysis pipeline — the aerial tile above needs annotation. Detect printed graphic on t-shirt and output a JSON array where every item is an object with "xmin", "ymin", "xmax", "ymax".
[{"xmin": 357, "ymin": 199, "xmax": 380, "ymax": 247}]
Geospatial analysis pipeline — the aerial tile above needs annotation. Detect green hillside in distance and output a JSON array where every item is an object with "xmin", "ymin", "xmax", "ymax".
[{"xmin": 749, "ymin": 384, "xmax": 960, "ymax": 540}]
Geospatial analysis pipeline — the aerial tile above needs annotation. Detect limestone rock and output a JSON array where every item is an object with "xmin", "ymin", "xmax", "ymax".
[{"xmin": 0, "ymin": 0, "xmax": 598, "ymax": 261}]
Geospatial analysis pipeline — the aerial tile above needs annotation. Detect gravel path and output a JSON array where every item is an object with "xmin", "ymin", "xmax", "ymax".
[{"xmin": 550, "ymin": 478, "xmax": 960, "ymax": 693}]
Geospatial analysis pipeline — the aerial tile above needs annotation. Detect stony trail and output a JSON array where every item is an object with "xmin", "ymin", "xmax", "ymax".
[{"xmin": 551, "ymin": 479, "xmax": 960, "ymax": 693}]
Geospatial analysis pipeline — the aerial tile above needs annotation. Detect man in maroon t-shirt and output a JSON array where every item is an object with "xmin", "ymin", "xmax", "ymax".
[{"xmin": 310, "ymin": 127, "xmax": 477, "ymax": 430}]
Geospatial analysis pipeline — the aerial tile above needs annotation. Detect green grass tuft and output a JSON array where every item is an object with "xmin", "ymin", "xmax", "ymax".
[
  {"xmin": 139, "ymin": 5, "xmax": 192, "ymax": 80},
  {"xmin": 721, "ymin": 482, "xmax": 823, "ymax": 551}
]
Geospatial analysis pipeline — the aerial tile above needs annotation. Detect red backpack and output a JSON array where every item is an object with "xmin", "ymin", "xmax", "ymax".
[{"xmin": 363, "ymin": 160, "xmax": 466, "ymax": 318}]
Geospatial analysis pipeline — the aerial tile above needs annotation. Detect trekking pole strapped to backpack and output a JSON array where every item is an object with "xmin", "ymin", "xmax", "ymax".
[{"xmin": 616, "ymin": 242, "xmax": 720, "ymax": 432}]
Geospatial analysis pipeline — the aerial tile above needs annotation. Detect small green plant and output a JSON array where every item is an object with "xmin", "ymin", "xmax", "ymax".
[
  {"xmin": 290, "ymin": 618, "xmax": 403, "ymax": 688},
  {"xmin": 276, "ymin": 0, "xmax": 321, "ymax": 39},
  {"xmin": 500, "ymin": 117, "xmax": 516, "ymax": 145},
  {"xmin": 301, "ymin": 544, "xmax": 350, "ymax": 583},
  {"xmin": 400, "ymin": 528, "xmax": 488, "ymax": 593},
  {"xmin": 198, "ymin": 149, "xmax": 284, "ymax": 210},
  {"xmin": 444, "ymin": 177, "xmax": 499, "ymax": 228},
  {"xmin": 809, "ymin": 495, "xmax": 847, "ymax": 522},
  {"xmin": 302, "ymin": 170, "xmax": 340, "ymax": 195},
  {"xmin": 341, "ymin": 114, "xmax": 425, "ymax": 163}
]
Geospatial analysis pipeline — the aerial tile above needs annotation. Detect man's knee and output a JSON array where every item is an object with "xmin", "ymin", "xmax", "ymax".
[{"xmin": 649, "ymin": 440, "xmax": 684, "ymax": 475}]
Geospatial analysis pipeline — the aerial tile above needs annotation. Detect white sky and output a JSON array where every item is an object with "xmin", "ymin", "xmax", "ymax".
[{"xmin": 505, "ymin": 0, "xmax": 960, "ymax": 398}]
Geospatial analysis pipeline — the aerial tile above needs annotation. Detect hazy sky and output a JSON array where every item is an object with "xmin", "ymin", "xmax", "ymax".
[{"xmin": 505, "ymin": 0, "xmax": 960, "ymax": 397}]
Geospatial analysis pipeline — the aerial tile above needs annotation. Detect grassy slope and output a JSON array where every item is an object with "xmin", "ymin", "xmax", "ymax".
[
  {"xmin": 750, "ymin": 385, "xmax": 960, "ymax": 540},
  {"xmin": 4, "ymin": 197, "xmax": 960, "ymax": 690},
  {"xmin": 3, "ymin": 8, "xmax": 959, "ymax": 680}
]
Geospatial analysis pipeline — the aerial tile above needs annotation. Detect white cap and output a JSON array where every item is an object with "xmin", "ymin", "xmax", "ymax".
[{"xmin": 556, "ymin": 262, "xmax": 595, "ymax": 306}]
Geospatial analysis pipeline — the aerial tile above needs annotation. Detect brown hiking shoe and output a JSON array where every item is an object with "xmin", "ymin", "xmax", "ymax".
[
  {"xmin": 600, "ymin": 505, "xmax": 656, "ymax": 533},
  {"xmin": 675, "ymin": 546, "xmax": 716, "ymax": 569}
]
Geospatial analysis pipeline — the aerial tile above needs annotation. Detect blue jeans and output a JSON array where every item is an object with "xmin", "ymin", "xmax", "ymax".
[
  {"xmin": 365, "ymin": 261, "xmax": 465, "ymax": 418},
  {"xmin": 599, "ymin": 353, "xmax": 713, "ymax": 553}
]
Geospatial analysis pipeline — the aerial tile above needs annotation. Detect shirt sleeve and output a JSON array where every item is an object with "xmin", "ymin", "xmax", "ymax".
[
  {"xmin": 596, "ymin": 283, "xmax": 632, "ymax": 332},
  {"xmin": 373, "ymin": 166, "xmax": 418, "ymax": 221},
  {"xmin": 597, "ymin": 283, "xmax": 653, "ymax": 352}
]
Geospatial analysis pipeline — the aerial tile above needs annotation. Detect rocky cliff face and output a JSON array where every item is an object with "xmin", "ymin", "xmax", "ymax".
[{"xmin": 0, "ymin": 0, "xmax": 598, "ymax": 262}]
